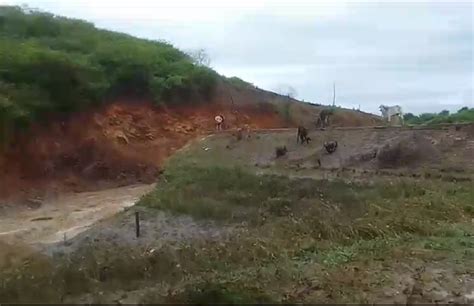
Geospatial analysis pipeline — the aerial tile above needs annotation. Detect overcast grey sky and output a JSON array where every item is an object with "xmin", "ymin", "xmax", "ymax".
[{"xmin": 3, "ymin": 0, "xmax": 473, "ymax": 114}]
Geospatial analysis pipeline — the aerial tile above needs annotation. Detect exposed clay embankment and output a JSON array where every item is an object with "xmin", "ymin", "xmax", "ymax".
[{"xmin": 0, "ymin": 100, "xmax": 286, "ymax": 202}]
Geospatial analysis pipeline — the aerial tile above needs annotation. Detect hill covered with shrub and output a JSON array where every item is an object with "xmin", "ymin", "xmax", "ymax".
[{"xmin": 0, "ymin": 5, "xmax": 219, "ymax": 141}]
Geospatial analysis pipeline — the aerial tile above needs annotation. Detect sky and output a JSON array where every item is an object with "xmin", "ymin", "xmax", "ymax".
[{"xmin": 2, "ymin": 0, "xmax": 473, "ymax": 115}]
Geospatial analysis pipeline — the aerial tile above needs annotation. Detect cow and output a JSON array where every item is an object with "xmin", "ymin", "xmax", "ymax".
[
  {"xmin": 243, "ymin": 124, "xmax": 252, "ymax": 140},
  {"xmin": 235, "ymin": 127, "xmax": 243, "ymax": 141},
  {"xmin": 379, "ymin": 105, "xmax": 403, "ymax": 124},
  {"xmin": 235, "ymin": 124, "xmax": 252, "ymax": 141},
  {"xmin": 323, "ymin": 141, "xmax": 338, "ymax": 154},
  {"xmin": 316, "ymin": 109, "xmax": 334, "ymax": 128},
  {"xmin": 297, "ymin": 126, "xmax": 311, "ymax": 144}
]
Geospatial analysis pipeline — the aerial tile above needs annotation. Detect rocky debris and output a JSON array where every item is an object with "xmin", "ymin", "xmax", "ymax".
[
  {"xmin": 381, "ymin": 265, "xmax": 474, "ymax": 304},
  {"xmin": 350, "ymin": 150, "xmax": 378, "ymax": 163},
  {"xmin": 114, "ymin": 131, "xmax": 129, "ymax": 144},
  {"xmin": 376, "ymin": 134, "xmax": 440, "ymax": 168},
  {"xmin": 174, "ymin": 123, "xmax": 195, "ymax": 134},
  {"xmin": 24, "ymin": 197, "xmax": 43, "ymax": 209}
]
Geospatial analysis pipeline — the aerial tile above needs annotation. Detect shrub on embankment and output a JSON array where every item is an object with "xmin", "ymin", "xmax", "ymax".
[{"xmin": 0, "ymin": 6, "xmax": 219, "ymax": 143}]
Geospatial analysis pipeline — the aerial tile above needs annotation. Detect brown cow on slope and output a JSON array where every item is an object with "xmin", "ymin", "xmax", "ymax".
[{"xmin": 297, "ymin": 126, "xmax": 311, "ymax": 144}]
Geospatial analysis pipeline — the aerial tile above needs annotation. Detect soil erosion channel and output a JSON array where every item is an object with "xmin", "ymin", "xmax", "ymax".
[{"xmin": 0, "ymin": 184, "xmax": 154, "ymax": 245}]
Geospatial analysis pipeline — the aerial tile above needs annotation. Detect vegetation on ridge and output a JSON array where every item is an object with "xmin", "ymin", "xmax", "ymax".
[
  {"xmin": 0, "ymin": 5, "xmax": 219, "ymax": 142},
  {"xmin": 404, "ymin": 107, "xmax": 474, "ymax": 125}
]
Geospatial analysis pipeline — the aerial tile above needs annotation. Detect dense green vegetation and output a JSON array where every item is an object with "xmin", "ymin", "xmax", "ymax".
[
  {"xmin": 404, "ymin": 107, "xmax": 474, "ymax": 125},
  {"xmin": 0, "ymin": 6, "xmax": 219, "ymax": 141},
  {"xmin": 225, "ymin": 76, "xmax": 254, "ymax": 90}
]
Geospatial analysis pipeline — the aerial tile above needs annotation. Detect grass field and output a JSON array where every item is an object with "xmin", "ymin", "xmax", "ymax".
[
  {"xmin": 137, "ymin": 161, "xmax": 474, "ymax": 303},
  {"xmin": 1, "ymin": 131, "xmax": 473, "ymax": 303}
]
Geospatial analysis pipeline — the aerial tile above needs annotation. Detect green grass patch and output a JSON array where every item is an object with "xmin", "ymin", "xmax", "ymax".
[
  {"xmin": 172, "ymin": 282, "xmax": 276, "ymax": 304},
  {"xmin": 140, "ymin": 165, "xmax": 471, "ymax": 237},
  {"xmin": 2, "ymin": 163, "xmax": 473, "ymax": 303}
]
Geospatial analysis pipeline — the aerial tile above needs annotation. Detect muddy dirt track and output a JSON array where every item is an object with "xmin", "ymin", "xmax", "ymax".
[{"xmin": 0, "ymin": 184, "xmax": 154, "ymax": 245}]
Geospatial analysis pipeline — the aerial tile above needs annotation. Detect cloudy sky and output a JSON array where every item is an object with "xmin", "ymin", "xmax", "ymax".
[{"xmin": 3, "ymin": 0, "xmax": 473, "ymax": 114}]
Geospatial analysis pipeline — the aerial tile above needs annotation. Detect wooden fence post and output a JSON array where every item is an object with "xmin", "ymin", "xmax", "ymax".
[{"xmin": 135, "ymin": 211, "xmax": 140, "ymax": 238}]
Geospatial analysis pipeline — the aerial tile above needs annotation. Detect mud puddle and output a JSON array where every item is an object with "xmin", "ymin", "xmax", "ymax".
[{"xmin": 0, "ymin": 184, "xmax": 154, "ymax": 245}]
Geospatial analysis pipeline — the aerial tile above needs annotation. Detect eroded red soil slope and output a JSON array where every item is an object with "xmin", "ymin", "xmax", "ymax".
[{"xmin": 0, "ymin": 100, "xmax": 285, "ymax": 201}]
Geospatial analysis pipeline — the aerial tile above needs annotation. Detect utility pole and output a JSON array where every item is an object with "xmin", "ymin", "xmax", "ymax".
[{"xmin": 332, "ymin": 82, "xmax": 336, "ymax": 107}]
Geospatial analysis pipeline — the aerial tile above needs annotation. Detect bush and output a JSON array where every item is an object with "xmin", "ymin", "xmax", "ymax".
[
  {"xmin": 404, "ymin": 107, "xmax": 474, "ymax": 125},
  {"xmin": 0, "ymin": 6, "xmax": 219, "ymax": 142},
  {"xmin": 226, "ymin": 76, "xmax": 253, "ymax": 89}
]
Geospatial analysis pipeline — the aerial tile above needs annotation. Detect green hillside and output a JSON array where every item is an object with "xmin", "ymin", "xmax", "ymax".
[{"xmin": 0, "ymin": 5, "xmax": 219, "ymax": 140}]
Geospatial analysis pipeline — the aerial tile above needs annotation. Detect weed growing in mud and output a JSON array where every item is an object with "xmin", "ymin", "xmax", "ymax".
[
  {"xmin": 0, "ymin": 243, "xmax": 189, "ymax": 303},
  {"xmin": 168, "ymin": 282, "xmax": 276, "ymax": 304},
  {"xmin": 139, "ymin": 165, "xmax": 294, "ymax": 222},
  {"xmin": 140, "ymin": 166, "xmax": 472, "ymax": 237},
  {"xmin": 140, "ymin": 165, "xmax": 376, "ymax": 223}
]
